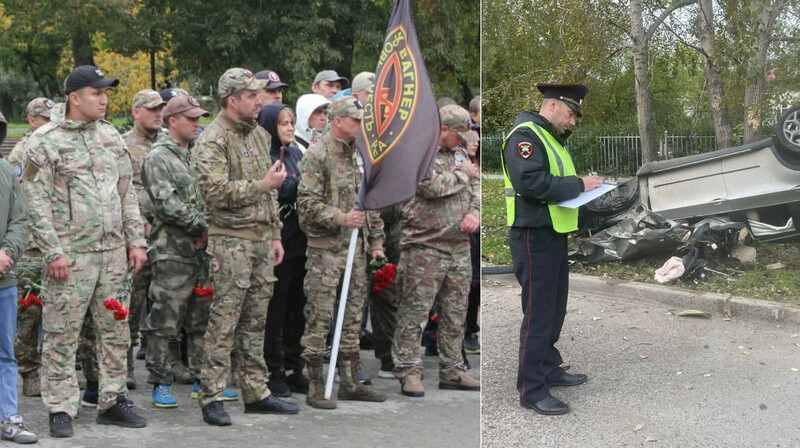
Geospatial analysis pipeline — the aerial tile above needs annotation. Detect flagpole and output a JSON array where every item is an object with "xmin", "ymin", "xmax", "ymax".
[{"xmin": 324, "ymin": 177, "xmax": 368, "ymax": 400}]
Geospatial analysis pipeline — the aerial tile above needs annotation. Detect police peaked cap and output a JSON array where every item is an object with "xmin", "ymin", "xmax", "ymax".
[{"xmin": 537, "ymin": 83, "xmax": 588, "ymax": 117}]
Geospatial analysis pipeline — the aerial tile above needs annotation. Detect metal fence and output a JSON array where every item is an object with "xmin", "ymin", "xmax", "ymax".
[{"xmin": 482, "ymin": 131, "xmax": 740, "ymax": 175}]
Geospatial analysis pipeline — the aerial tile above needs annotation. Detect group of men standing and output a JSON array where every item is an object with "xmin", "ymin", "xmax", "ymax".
[{"xmin": 0, "ymin": 62, "xmax": 481, "ymax": 442}]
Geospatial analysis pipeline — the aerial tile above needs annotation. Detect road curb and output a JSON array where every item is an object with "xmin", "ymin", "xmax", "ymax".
[{"xmin": 484, "ymin": 266, "xmax": 800, "ymax": 324}]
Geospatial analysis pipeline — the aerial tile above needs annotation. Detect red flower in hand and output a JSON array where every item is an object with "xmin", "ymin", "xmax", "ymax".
[
  {"xmin": 193, "ymin": 285, "xmax": 213, "ymax": 298},
  {"xmin": 104, "ymin": 298, "xmax": 129, "ymax": 321},
  {"xmin": 372, "ymin": 263, "xmax": 398, "ymax": 293},
  {"xmin": 18, "ymin": 293, "xmax": 43, "ymax": 308}
]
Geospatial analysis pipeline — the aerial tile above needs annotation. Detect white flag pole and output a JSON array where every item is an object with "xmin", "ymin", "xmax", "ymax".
[{"xmin": 324, "ymin": 227, "xmax": 360, "ymax": 399}]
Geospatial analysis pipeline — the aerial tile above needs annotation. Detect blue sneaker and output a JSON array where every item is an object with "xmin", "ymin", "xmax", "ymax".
[
  {"xmin": 152, "ymin": 384, "xmax": 178, "ymax": 408},
  {"xmin": 220, "ymin": 388, "xmax": 239, "ymax": 401},
  {"xmin": 191, "ymin": 380, "xmax": 238, "ymax": 401}
]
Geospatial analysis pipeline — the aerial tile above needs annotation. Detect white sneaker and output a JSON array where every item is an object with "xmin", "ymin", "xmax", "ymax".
[
  {"xmin": 2, "ymin": 415, "xmax": 38, "ymax": 444},
  {"xmin": 377, "ymin": 369, "xmax": 395, "ymax": 379}
]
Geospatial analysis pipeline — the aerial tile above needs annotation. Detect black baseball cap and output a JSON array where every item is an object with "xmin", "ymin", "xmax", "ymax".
[
  {"xmin": 537, "ymin": 83, "xmax": 588, "ymax": 117},
  {"xmin": 64, "ymin": 65, "xmax": 119, "ymax": 95},
  {"xmin": 255, "ymin": 70, "xmax": 289, "ymax": 90},
  {"xmin": 160, "ymin": 88, "xmax": 189, "ymax": 102}
]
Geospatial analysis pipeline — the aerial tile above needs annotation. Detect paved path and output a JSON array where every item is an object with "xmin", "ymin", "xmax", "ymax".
[
  {"xmin": 481, "ymin": 273, "xmax": 800, "ymax": 448},
  {"xmin": 19, "ymin": 349, "xmax": 480, "ymax": 447}
]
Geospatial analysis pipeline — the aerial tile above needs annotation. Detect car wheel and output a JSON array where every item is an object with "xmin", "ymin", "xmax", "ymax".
[{"xmin": 776, "ymin": 105, "xmax": 800, "ymax": 154}]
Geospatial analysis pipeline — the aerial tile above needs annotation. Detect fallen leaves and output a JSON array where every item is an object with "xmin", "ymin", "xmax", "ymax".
[
  {"xmin": 645, "ymin": 436, "xmax": 658, "ymax": 442},
  {"xmin": 677, "ymin": 309, "xmax": 711, "ymax": 318},
  {"xmin": 791, "ymin": 368, "xmax": 798, "ymax": 372},
  {"xmin": 633, "ymin": 423, "xmax": 644, "ymax": 432}
]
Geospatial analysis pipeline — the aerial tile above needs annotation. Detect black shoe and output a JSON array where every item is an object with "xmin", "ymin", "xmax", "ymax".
[
  {"xmin": 81, "ymin": 382, "xmax": 99, "ymax": 407},
  {"xmin": 464, "ymin": 333, "xmax": 480, "ymax": 354},
  {"xmin": 49, "ymin": 412, "xmax": 73, "ymax": 438},
  {"xmin": 424, "ymin": 345, "xmax": 438, "ymax": 357},
  {"xmin": 96, "ymin": 395, "xmax": 147, "ymax": 428},
  {"xmin": 286, "ymin": 371, "xmax": 310, "ymax": 395},
  {"xmin": 547, "ymin": 372, "xmax": 588, "ymax": 387},
  {"xmin": 359, "ymin": 330, "xmax": 375, "ymax": 350},
  {"xmin": 268, "ymin": 371, "xmax": 291, "ymax": 398},
  {"xmin": 244, "ymin": 395, "xmax": 300, "ymax": 415},
  {"xmin": 136, "ymin": 336, "xmax": 147, "ymax": 360},
  {"xmin": 202, "ymin": 401, "xmax": 231, "ymax": 426},
  {"xmin": 520, "ymin": 396, "xmax": 569, "ymax": 415}
]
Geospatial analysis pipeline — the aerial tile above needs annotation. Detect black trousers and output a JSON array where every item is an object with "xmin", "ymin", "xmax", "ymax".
[
  {"xmin": 264, "ymin": 256, "xmax": 307, "ymax": 373},
  {"xmin": 509, "ymin": 226, "xmax": 569, "ymax": 404}
]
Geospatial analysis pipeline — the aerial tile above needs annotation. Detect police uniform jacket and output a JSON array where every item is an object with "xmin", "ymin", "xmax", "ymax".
[{"xmin": 504, "ymin": 111, "xmax": 585, "ymax": 229}]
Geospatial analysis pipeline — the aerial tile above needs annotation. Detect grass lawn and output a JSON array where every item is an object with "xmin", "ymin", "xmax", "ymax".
[{"xmin": 481, "ymin": 173, "xmax": 800, "ymax": 306}]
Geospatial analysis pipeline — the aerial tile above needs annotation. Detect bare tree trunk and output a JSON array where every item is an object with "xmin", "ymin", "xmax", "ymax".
[
  {"xmin": 630, "ymin": 0, "xmax": 659, "ymax": 162},
  {"xmin": 71, "ymin": 31, "xmax": 95, "ymax": 67},
  {"xmin": 698, "ymin": 0, "xmax": 734, "ymax": 148},
  {"xmin": 743, "ymin": 2, "xmax": 778, "ymax": 144}
]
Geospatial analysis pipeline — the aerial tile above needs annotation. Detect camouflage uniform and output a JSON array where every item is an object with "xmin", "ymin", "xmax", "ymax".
[
  {"xmin": 194, "ymin": 102, "xmax": 281, "ymax": 407},
  {"xmin": 297, "ymin": 97, "xmax": 385, "ymax": 406},
  {"xmin": 10, "ymin": 98, "xmax": 54, "ymax": 396},
  {"xmin": 122, "ymin": 96, "xmax": 162, "ymax": 378},
  {"xmin": 141, "ymin": 134, "xmax": 209, "ymax": 385},
  {"xmin": 392, "ymin": 107, "xmax": 480, "ymax": 382},
  {"xmin": 22, "ymin": 116, "xmax": 146, "ymax": 417}
]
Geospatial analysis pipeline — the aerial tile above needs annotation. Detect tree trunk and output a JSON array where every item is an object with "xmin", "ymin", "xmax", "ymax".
[
  {"xmin": 698, "ymin": 0, "xmax": 734, "ymax": 149},
  {"xmin": 71, "ymin": 31, "xmax": 95, "ymax": 67},
  {"xmin": 743, "ymin": 3, "xmax": 777, "ymax": 144},
  {"xmin": 630, "ymin": 0, "xmax": 659, "ymax": 162}
]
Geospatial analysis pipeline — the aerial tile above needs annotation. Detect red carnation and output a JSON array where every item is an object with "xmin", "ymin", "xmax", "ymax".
[
  {"xmin": 193, "ymin": 285, "xmax": 213, "ymax": 298},
  {"xmin": 372, "ymin": 262, "xmax": 397, "ymax": 293},
  {"xmin": 104, "ymin": 298, "xmax": 129, "ymax": 321}
]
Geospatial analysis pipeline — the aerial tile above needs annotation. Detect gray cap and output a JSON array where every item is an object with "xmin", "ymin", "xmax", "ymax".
[
  {"xmin": 218, "ymin": 68, "xmax": 268, "ymax": 98},
  {"xmin": 26, "ymin": 97, "xmax": 55, "ymax": 118},
  {"xmin": 313, "ymin": 70, "xmax": 349, "ymax": 87},
  {"xmin": 352, "ymin": 71, "xmax": 375, "ymax": 93}
]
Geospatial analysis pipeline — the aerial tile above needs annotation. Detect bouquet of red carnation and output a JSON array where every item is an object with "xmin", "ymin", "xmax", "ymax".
[
  {"xmin": 369, "ymin": 257, "xmax": 397, "ymax": 294},
  {"xmin": 18, "ymin": 291, "xmax": 43, "ymax": 308},
  {"xmin": 193, "ymin": 249, "xmax": 213, "ymax": 299},
  {"xmin": 103, "ymin": 268, "xmax": 134, "ymax": 321},
  {"xmin": 103, "ymin": 298, "xmax": 129, "ymax": 321}
]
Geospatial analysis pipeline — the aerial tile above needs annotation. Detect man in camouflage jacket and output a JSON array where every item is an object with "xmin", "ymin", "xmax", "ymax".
[
  {"xmin": 121, "ymin": 89, "xmax": 165, "ymax": 389},
  {"xmin": 297, "ymin": 96, "xmax": 387, "ymax": 409},
  {"xmin": 193, "ymin": 68, "xmax": 299, "ymax": 426},
  {"xmin": 392, "ymin": 105, "xmax": 481, "ymax": 398},
  {"xmin": 22, "ymin": 65, "xmax": 148, "ymax": 437},
  {"xmin": 141, "ymin": 95, "xmax": 211, "ymax": 408}
]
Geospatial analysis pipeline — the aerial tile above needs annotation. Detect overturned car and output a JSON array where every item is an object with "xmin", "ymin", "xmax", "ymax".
[{"xmin": 581, "ymin": 105, "xmax": 800, "ymax": 242}]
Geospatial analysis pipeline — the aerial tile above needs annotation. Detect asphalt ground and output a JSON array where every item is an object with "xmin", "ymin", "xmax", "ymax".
[
  {"xmin": 481, "ymin": 272, "xmax": 800, "ymax": 448},
  {"xmin": 16, "ymin": 348, "xmax": 480, "ymax": 447}
]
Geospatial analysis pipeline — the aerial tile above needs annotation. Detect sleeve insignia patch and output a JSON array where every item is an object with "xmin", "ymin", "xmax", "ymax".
[{"xmin": 517, "ymin": 141, "xmax": 533, "ymax": 159}]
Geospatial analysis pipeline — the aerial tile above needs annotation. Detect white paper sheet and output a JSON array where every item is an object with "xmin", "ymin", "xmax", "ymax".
[{"xmin": 555, "ymin": 183, "xmax": 618, "ymax": 209}]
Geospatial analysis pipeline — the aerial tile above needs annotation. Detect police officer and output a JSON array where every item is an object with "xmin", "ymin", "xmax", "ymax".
[{"xmin": 502, "ymin": 84, "xmax": 602, "ymax": 415}]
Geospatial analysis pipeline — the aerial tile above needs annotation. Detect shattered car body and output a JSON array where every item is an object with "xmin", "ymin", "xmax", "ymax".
[{"xmin": 581, "ymin": 105, "xmax": 800, "ymax": 242}]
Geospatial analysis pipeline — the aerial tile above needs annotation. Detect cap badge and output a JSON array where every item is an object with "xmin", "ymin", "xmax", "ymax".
[
  {"xmin": 94, "ymin": 69, "xmax": 104, "ymax": 77},
  {"xmin": 188, "ymin": 96, "xmax": 200, "ymax": 107},
  {"xmin": 268, "ymin": 72, "xmax": 280, "ymax": 82}
]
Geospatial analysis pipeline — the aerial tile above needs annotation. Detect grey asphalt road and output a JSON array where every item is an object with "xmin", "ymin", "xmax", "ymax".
[
  {"xmin": 18, "ymin": 349, "xmax": 480, "ymax": 447},
  {"xmin": 481, "ymin": 273, "xmax": 800, "ymax": 448}
]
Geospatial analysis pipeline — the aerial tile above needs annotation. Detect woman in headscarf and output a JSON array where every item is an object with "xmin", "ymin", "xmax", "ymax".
[{"xmin": 257, "ymin": 104, "xmax": 310, "ymax": 397}]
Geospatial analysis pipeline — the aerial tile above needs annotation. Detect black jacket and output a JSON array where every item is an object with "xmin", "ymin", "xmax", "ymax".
[
  {"xmin": 503, "ymin": 111, "xmax": 584, "ymax": 229},
  {"xmin": 259, "ymin": 104, "xmax": 308, "ymax": 260}
]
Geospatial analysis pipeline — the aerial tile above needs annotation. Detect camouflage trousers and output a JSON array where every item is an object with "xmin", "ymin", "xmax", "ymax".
[
  {"xmin": 77, "ymin": 312, "xmax": 99, "ymax": 383},
  {"xmin": 14, "ymin": 251, "xmax": 43, "ymax": 378},
  {"xmin": 198, "ymin": 235, "xmax": 275, "ymax": 407},
  {"xmin": 40, "ymin": 248, "xmax": 130, "ymax": 416},
  {"xmin": 144, "ymin": 256, "xmax": 209, "ymax": 385},
  {"xmin": 14, "ymin": 303, "xmax": 41, "ymax": 378},
  {"xmin": 393, "ymin": 246, "xmax": 470, "ymax": 374},
  {"xmin": 302, "ymin": 246, "xmax": 367, "ymax": 360},
  {"xmin": 128, "ymin": 259, "xmax": 152, "ymax": 372}
]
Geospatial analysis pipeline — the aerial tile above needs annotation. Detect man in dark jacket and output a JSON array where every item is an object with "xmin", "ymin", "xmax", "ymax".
[{"xmin": 502, "ymin": 84, "xmax": 601, "ymax": 415}]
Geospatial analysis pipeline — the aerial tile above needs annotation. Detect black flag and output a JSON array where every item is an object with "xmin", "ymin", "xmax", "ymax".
[{"xmin": 355, "ymin": 0, "xmax": 440, "ymax": 210}]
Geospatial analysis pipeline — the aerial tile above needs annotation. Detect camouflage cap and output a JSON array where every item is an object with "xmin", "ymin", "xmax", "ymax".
[
  {"xmin": 164, "ymin": 95, "xmax": 209, "ymax": 119},
  {"xmin": 218, "ymin": 68, "xmax": 267, "ymax": 98},
  {"xmin": 440, "ymin": 105, "xmax": 472, "ymax": 141},
  {"xmin": 352, "ymin": 71, "xmax": 375, "ymax": 93},
  {"xmin": 26, "ymin": 97, "xmax": 55, "ymax": 118},
  {"xmin": 132, "ymin": 89, "xmax": 166, "ymax": 109},
  {"xmin": 328, "ymin": 96, "xmax": 363, "ymax": 120}
]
